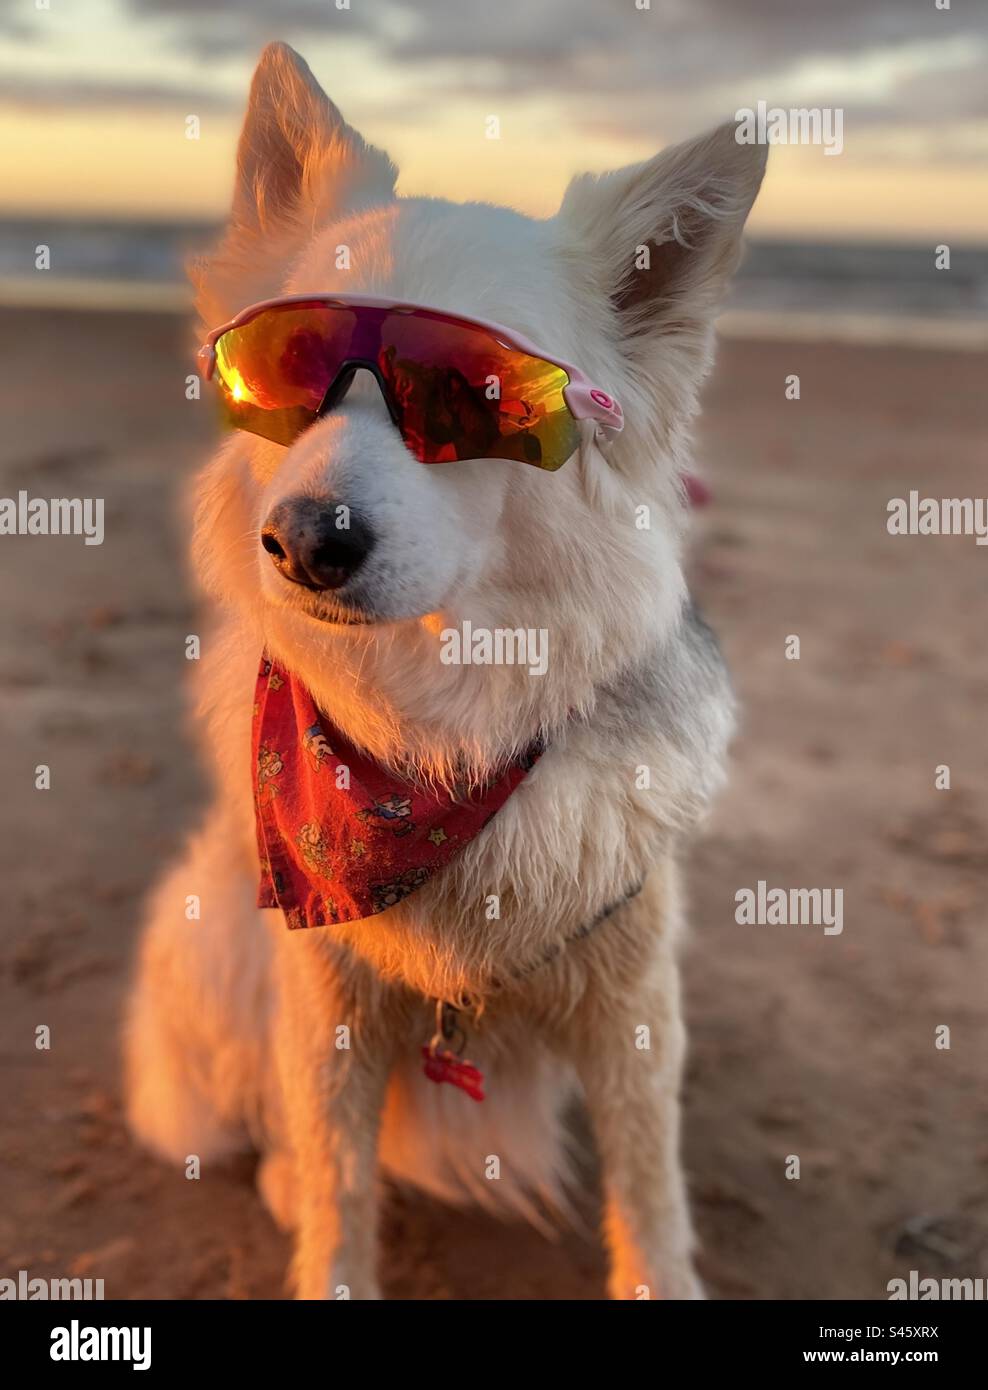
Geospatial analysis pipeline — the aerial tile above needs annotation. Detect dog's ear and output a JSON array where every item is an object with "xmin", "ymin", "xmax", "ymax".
[
  {"xmin": 232, "ymin": 42, "xmax": 396, "ymax": 232},
  {"xmin": 558, "ymin": 123, "xmax": 766, "ymax": 366},
  {"xmin": 192, "ymin": 43, "xmax": 396, "ymax": 325}
]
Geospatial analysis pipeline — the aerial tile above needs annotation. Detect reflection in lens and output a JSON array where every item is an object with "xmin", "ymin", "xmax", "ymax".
[
  {"xmin": 211, "ymin": 303, "xmax": 582, "ymax": 468},
  {"xmin": 378, "ymin": 314, "xmax": 580, "ymax": 470},
  {"xmin": 213, "ymin": 305, "xmax": 356, "ymax": 446}
]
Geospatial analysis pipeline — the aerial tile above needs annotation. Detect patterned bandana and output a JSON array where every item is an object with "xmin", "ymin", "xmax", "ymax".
[{"xmin": 252, "ymin": 656, "xmax": 544, "ymax": 929}]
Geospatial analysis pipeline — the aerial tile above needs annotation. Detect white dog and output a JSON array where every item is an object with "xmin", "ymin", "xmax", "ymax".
[{"xmin": 124, "ymin": 42, "xmax": 766, "ymax": 1300}]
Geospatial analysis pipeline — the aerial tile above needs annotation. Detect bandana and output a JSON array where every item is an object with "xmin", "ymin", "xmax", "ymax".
[{"xmin": 252, "ymin": 656, "xmax": 544, "ymax": 929}]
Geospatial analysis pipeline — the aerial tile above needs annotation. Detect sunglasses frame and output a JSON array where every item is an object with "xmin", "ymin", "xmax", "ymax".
[{"xmin": 197, "ymin": 294, "xmax": 625, "ymax": 453}]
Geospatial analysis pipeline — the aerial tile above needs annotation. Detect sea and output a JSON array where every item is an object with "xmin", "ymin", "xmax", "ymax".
[{"xmin": 1, "ymin": 217, "xmax": 986, "ymax": 349}]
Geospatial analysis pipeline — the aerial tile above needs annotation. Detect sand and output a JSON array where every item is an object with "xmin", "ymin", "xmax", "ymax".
[{"xmin": 1, "ymin": 306, "xmax": 985, "ymax": 1299}]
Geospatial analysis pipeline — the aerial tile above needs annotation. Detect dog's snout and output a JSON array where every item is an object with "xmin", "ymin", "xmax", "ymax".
[{"xmin": 261, "ymin": 498, "xmax": 375, "ymax": 592}]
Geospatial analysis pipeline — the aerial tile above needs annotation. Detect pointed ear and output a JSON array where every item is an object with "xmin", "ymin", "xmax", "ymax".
[
  {"xmin": 191, "ymin": 43, "xmax": 396, "ymax": 324},
  {"xmin": 558, "ymin": 122, "xmax": 766, "ymax": 365},
  {"xmin": 232, "ymin": 41, "xmax": 396, "ymax": 232}
]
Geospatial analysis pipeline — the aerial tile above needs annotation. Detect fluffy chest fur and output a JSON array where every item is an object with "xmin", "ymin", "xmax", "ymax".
[{"xmin": 199, "ymin": 600, "xmax": 732, "ymax": 1007}]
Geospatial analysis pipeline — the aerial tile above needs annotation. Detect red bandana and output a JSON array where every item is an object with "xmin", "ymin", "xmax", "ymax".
[{"xmin": 252, "ymin": 656, "xmax": 544, "ymax": 929}]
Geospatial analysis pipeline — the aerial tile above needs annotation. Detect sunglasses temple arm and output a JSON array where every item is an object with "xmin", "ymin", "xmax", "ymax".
[
  {"xmin": 562, "ymin": 380, "xmax": 624, "ymax": 436},
  {"xmin": 197, "ymin": 344, "xmax": 216, "ymax": 383}
]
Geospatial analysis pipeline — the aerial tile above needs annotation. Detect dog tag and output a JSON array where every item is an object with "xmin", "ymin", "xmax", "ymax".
[
  {"xmin": 422, "ymin": 1000, "xmax": 485, "ymax": 1100},
  {"xmin": 421, "ymin": 1045, "xmax": 485, "ymax": 1102}
]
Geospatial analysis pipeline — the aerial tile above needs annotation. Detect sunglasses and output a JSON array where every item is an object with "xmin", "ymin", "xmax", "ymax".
[{"xmin": 198, "ymin": 295, "xmax": 623, "ymax": 472}]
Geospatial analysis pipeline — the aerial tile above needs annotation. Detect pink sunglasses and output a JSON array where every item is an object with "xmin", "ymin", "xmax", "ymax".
[{"xmin": 198, "ymin": 294, "xmax": 623, "ymax": 470}]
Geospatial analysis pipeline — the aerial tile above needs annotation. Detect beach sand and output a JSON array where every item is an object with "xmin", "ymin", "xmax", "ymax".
[{"xmin": 1, "ymin": 306, "xmax": 985, "ymax": 1299}]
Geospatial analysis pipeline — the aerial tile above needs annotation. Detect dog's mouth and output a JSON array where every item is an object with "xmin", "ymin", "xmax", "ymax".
[
  {"xmin": 309, "ymin": 608, "xmax": 380, "ymax": 627},
  {"xmin": 260, "ymin": 557, "xmax": 439, "ymax": 629},
  {"xmin": 265, "ymin": 581, "xmax": 391, "ymax": 628},
  {"xmin": 294, "ymin": 594, "xmax": 384, "ymax": 627}
]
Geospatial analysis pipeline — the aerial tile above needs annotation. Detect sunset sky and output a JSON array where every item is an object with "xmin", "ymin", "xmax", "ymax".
[{"xmin": 1, "ymin": 0, "xmax": 986, "ymax": 241}]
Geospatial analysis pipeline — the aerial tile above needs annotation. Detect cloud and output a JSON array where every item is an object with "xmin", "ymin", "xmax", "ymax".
[
  {"xmin": 0, "ymin": 0, "xmax": 985, "ymax": 161},
  {"xmin": 121, "ymin": 0, "xmax": 987, "ymax": 70},
  {"xmin": 0, "ymin": 75, "xmax": 234, "ymax": 112},
  {"xmin": 120, "ymin": 0, "xmax": 988, "ymax": 89}
]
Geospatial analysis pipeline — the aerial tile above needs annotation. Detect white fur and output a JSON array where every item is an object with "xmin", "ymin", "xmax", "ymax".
[{"xmin": 125, "ymin": 42, "xmax": 766, "ymax": 1299}]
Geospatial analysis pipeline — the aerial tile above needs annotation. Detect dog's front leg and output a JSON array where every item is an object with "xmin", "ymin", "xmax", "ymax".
[
  {"xmin": 572, "ymin": 937, "xmax": 701, "ymax": 1300},
  {"xmin": 274, "ymin": 934, "xmax": 392, "ymax": 1300}
]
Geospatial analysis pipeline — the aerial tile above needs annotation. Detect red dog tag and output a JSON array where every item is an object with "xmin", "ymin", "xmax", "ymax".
[{"xmin": 421, "ymin": 1045, "xmax": 485, "ymax": 1102}]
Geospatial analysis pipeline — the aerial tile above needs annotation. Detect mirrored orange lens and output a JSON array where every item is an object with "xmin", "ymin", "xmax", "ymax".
[
  {"xmin": 211, "ymin": 303, "xmax": 581, "ymax": 469},
  {"xmin": 213, "ymin": 305, "xmax": 356, "ymax": 446},
  {"xmin": 378, "ymin": 314, "xmax": 580, "ymax": 470}
]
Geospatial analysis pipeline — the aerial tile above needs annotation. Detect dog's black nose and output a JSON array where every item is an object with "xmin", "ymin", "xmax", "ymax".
[{"xmin": 261, "ymin": 498, "xmax": 375, "ymax": 591}]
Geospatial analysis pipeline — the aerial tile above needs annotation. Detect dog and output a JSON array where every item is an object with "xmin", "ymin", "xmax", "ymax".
[{"xmin": 124, "ymin": 41, "xmax": 766, "ymax": 1300}]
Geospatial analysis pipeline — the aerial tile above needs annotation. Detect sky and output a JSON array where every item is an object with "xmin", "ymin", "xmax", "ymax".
[{"xmin": 0, "ymin": 0, "xmax": 986, "ymax": 241}]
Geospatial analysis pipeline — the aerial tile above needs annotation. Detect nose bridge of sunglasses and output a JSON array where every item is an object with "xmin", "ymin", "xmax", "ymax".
[{"xmin": 316, "ymin": 359, "xmax": 402, "ymax": 429}]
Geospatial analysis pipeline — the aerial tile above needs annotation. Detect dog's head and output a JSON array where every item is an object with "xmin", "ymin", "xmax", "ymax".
[{"xmin": 192, "ymin": 43, "xmax": 765, "ymax": 776}]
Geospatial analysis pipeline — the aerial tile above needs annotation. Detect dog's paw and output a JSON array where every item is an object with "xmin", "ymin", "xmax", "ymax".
[{"xmin": 257, "ymin": 1150, "xmax": 299, "ymax": 1232}]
